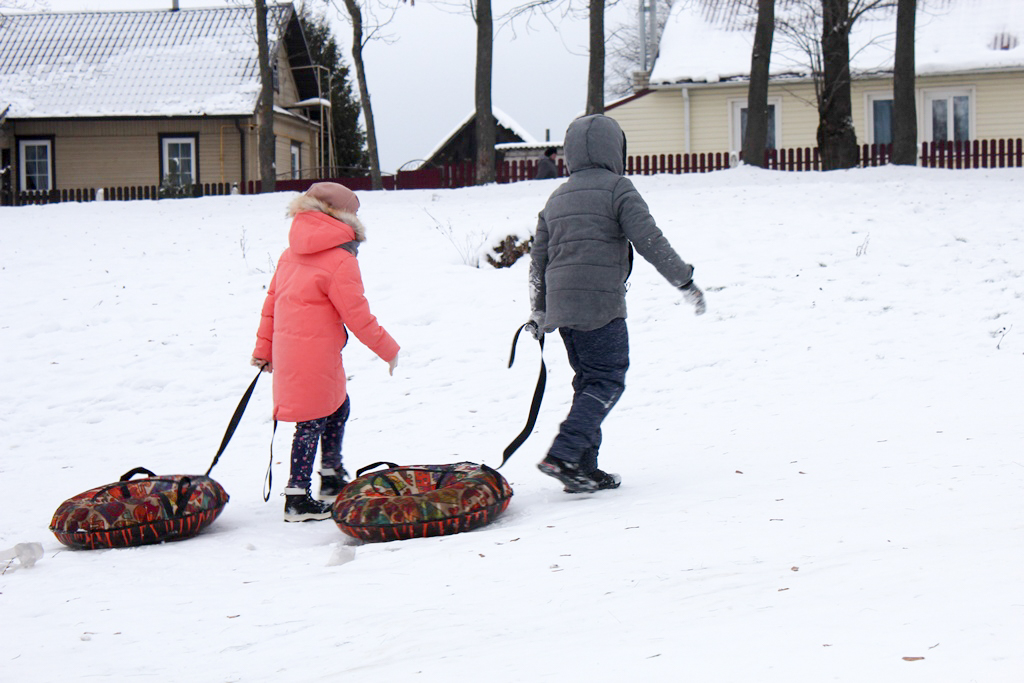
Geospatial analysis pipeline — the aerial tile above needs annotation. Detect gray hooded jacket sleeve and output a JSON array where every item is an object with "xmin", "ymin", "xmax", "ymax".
[{"xmin": 529, "ymin": 115, "xmax": 694, "ymax": 332}]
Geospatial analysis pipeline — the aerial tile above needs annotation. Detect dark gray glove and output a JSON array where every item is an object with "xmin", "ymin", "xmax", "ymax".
[
  {"xmin": 525, "ymin": 311, "xmax": 545, "ymax": 340},
  {"xmin": 680, "ymin": 282, "xmax": 706, "ymax": 316}
]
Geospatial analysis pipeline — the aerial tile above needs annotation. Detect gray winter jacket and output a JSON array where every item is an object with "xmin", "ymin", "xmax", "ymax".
[{"xmin": 529, "ymin": 115, "xmax": 694, "ymax": 332}]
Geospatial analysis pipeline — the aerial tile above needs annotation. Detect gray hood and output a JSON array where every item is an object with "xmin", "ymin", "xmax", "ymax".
[{"xmin": 564, "ymin": 115, "xmax": 626, "ymax": 176}]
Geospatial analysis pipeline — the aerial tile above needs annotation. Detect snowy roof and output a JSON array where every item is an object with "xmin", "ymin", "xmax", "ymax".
[
  {"xmin": 419, "ymin": 106, "xmax": 540, "ymax": 165},
  {"xmin": 0, "ymin": 4, "xmax": 309, "ymax": 119},
  {"xmin": 650, "ymin": 0, "xmax": 1024, "ymax": 86},
  {"xmin": 495, "ymin": 140, "xmax": 564, "ymax": 151}
]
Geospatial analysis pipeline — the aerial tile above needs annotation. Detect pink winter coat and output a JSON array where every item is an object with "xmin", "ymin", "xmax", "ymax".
[{"xmin": 253, "ymin": 205, "xmax": 399, "ymax": 423}]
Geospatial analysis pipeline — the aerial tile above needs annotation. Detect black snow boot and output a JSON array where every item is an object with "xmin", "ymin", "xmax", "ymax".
[
  {"xmin": 318, "ymin": 467, "xmax": 349, "ymax": 502},
  {"xmin": 564, "ymin": 468, "xmax": 621, "ymax": 494},
  {"xmin": 283, "ymin": 487, "xmax": 333, "ymax": 522},
  {"xmin": 538, "ymin": 454, "xmax": 601, "ymax": 492}
]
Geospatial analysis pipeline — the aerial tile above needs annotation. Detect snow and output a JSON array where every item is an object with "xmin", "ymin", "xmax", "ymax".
[
  {"xmin": 651, "ymin": 0, "xmax": 1024, "ymax": 85},
  {"xmin": 2, "ymin": 166, "xmax": 1024, "ymax": 681}
]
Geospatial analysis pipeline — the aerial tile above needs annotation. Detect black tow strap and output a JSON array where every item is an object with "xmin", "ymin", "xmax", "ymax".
[
  {"xmin": 499, "ymin": 323, "xmax": 547, "ymax": 469},
  {"xmin": 205, "ymin": 369, "xmax": 262, "ymax": 478},
  {"xmin": 262, "ymin": 420, "xmax": 278, "ymax": 502}
]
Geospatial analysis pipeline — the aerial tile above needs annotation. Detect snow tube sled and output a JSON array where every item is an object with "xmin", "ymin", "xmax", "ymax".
[
  {"xmin": 50, "ymin": 467, "xmax": 229, "ymax": 550},
  {"xmin": 332, "ymin": 462, "xmax": 513, "ymax": 542}
]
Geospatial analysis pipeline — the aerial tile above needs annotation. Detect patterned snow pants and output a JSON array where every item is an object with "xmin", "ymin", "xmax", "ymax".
[
  {"xmin": 547, "ymin": 318, "xmax": 629, "ymax": 472},
  {"xmin": 286, "ymin": 396, "xmax": 350, "ymax": 490}
]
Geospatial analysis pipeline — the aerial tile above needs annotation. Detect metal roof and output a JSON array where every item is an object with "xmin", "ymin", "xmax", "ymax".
[{"xmin": 0, "ymin": 3, "xmax": 311, "ymax": 119}]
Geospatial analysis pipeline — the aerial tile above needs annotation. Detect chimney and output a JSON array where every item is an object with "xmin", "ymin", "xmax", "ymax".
[
  {"xmin": 171, "ymin": 0, "xmax": 180, "ymax": 10},
  {"xmin": 632, "ymin": 71, "xmax": 651, "ymax": 93}
]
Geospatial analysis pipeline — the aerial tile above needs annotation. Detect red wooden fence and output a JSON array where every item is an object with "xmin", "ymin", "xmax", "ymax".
[
  {"xmin": 12, "ymin": 182, "xmax": 237, "ymax": 206},
  {"xmin": 7, "ymin": 138, "xmax": 1022, "ymax": 205},
  {"xmin": 920, "ymin": 138, "xmax": 1024, "ymax": 169}
]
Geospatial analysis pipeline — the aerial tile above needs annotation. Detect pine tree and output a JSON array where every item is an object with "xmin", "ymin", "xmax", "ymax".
[{"xmin": 297, "ymin": 5, "xmax": 369, "ymax": 176}]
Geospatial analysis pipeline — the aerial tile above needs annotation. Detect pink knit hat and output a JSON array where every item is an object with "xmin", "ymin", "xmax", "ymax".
[{"xmin": 306, "ymin": 182, "xmax": 360, "ymax": 214}]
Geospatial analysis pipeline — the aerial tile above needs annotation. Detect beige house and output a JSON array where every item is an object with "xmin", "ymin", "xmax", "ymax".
[
  {"xmin": 0, "ymin": 2, "xmax": 326, "ymax": 203},
  {"xmin": 607, "ymin": 0, "xmax": 1024, "ymax": 163}
]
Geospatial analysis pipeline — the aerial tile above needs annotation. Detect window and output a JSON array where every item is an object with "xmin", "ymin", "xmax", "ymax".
[
  {"xmin": 924, "ymin": 89, "xmax": 972, "ymax": 142},
  {"xmin": 730, "ymin": 98, "xmax": 781, "ymax": 152},
  {"xmin": 290, "ymin": 142, "xmax": 301, "ymax": 180},
  {"xmin": 160, "ymin": 135, "xmax": 197, "ymax": 188},
  {"xmin": 18, "ymin": 139, "xmax": 53, "ymax": 191},
  {"xmin": 871, "ymin": 98, "xmax": 893, "ymax": 145}
]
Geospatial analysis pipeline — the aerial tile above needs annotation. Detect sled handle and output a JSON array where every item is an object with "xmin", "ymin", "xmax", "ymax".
[
  {"xmin": 120, "ymin": 467, "xmax": 157, "ymax": 481},
  {"xmin": 355, "ymin": 461, "xmax": 399, "ymax": 478},
  {"xmin": 174, "ymin": 476, "xmax": 194, "ymax": 517}
]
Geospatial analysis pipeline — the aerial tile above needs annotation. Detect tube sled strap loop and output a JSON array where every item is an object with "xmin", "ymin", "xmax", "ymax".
[
  {"xmin": 499, "ymin": 323, "xmax": 547, "ymax": 469},
  {"xmin": 356, "ymin": 461, "xmax": 399, "ymax": 478},
  {"xmin": 174, "ymin": 477, "xmax": 194, "ymax": 517},
  {"xmin": 206, "ymin": 370, "xmax": 262, "ymax": 477},
  {"xmin": 120, "ymin": 467, "xmax": 157, "ymax": 481}
]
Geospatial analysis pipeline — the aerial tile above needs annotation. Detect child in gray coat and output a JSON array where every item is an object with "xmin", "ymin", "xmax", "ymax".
[{"xmin": 527, "ymin": 114, "xmax": 706, "ymax": 492}]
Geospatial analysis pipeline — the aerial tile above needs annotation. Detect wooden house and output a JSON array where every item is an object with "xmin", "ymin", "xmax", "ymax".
[
  {"xmin": 0, "ymin": 2, "xmax": 326, "ymax": 203},
  {"xmin": 419, "ymin": 107, "xmax": 538, "ymax": 168}
]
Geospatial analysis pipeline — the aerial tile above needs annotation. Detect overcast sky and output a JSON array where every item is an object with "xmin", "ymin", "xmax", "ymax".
[{"xmin": 30, "ymin": 0, "xmax": 632, "ymax": 173}]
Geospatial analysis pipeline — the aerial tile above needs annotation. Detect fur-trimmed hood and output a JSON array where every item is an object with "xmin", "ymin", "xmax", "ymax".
[{"xmin": 286, "ymin": 193, "xmax": 366, "ymax": 243}]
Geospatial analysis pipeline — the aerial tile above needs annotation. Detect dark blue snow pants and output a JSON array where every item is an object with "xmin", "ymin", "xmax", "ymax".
[
  {"xmin": 287, "ymin": 396, "xmax": 350, "ymax": 489},
  {"xmin": 547, "ymin": 318, "xmax": 629, "ymax": 472}
]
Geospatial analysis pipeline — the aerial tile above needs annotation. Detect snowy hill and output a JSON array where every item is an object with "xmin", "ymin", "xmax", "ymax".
[{"xmin": 2, "ymin": 167, "xmax": 1023, "ymax": 681}]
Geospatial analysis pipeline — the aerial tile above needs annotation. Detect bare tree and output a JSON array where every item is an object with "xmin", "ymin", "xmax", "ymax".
[
  {"xmin": 256, "ymin": 0, "xmax": 277, "ymax": 192},
  {"xmin": 334, "ymin": 0, "xmax": 393, "ymax": 189},
  {"xmin": 0, "ymin": 0, "xmax": 42, "ymax": 17},
  {"xmin": 890, "ymin": 0, "xmax": 916, "ymax": 164},
  {"xmin": 474, "ymin": 0, "xmax": 497, "ymax": 184},
  {"xmin": 771, "ymin": 1, "xmax": 895, "ymax": 169},
  {"xmin": 743, "ymin": 0, "xmax": 775, "ymax": 167},
  {"xmin": 606, "ymin": 0, "xmax": 673, "ymax": 99},
  {"xmin": 586, "ymin": 0, "xmax": 606, "ymax": 114},
  {"xmin": 817, "ymin": 0, "xmax": 856, "ymax": 169},
  {"xmin": 504, "ymin": 0, "xmax": 612, "ymax": 121}
]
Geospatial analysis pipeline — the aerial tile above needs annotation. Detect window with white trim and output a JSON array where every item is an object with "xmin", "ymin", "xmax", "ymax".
[
  {"xmin": 19, "ymin": 139, "xmax": 52, "ymax": 191},
  {"xmin": 923, "ymin": 89, "xmax": 973, "ymax": 142},
  {"xmin": 290, "ymin": 142, "xmax": 301, "ymax": 180},
  {"xmin": 161, "ymin": 136, "xmax": 196, "ymax": 188},
  {"xmin": 730, "ymin": 98, "xmax": 781, "ymax": 153},
  {"xmin": 865, "ymin": 93, "xmax": 894, "ymax": 145}
]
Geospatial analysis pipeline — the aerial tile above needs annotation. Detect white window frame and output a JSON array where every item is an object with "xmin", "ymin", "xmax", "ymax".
[
  {"xmin": 864, "ymin": 91, "xmax": 895, "ymax": 145},
  {"xmin": 922, "ymin": 87, "xmax": 975, "ymax": 143},
  {"xmin": 18, "ymin": 139, "xmax": 53, "ymax": 191},
  {"xmin": 161, "ymin": 135, "xmax": 197, "ymax": 188},
  {"xmin": 290, "ymin": 142, "xmax": 301, "ymax": 180},
  {"xmin": 728, "ymin": 97, "xmax": 782, "ymax": 153}
]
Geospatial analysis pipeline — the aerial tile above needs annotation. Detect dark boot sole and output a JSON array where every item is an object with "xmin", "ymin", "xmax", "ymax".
[
  {"xmin": 283, "ymin": 511, "xmax": 332, "ymax": 522},
  {"xmin": 538, "ymin": 460, "xmax": 599, "ymax": 492}
]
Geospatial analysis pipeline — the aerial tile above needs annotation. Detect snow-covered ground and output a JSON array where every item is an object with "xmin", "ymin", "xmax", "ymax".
[{"xmin": 2, "ymin": 166, "xmax": 1022, "ymax": 682}]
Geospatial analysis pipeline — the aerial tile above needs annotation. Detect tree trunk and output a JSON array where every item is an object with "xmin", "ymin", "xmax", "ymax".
[
  {"xmin": 256, "ymin": 0, "xmax": 276, "ymax": 192},
  {"xmin": 342, "ymin": 0, "xmax": 383, "ymax": 190},
  {"xmin": 475, "ymin": 0, "xmax": 496, "ymax": 185},
  {"xmin": 892, "ymin": 0, "xmax": 917, "ymax": 165},
  {"xmin": 742, "ymin": 0, "xmax": 775, "ymax": 168},
  {"xmin": 585, "ymin": 0, "xmax": 605, "ymax": 115},
  {"xmin": 817, "ymin": 0, "xmax": 859, "ymax": 170}
]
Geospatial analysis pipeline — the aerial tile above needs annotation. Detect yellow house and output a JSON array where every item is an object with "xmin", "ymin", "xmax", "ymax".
[
  {"xmin": 0, "ymin": 3, "xmax": 327, "ymax": 203},
  {"xmin": 607, "ymin": 0, "xmax": 1024, "ymax": 165}
]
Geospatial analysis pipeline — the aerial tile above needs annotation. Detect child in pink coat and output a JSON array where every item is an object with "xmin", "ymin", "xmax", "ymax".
[{"xmin": 251, "ymin": 182, "xmax": 400, "ymax": 522}]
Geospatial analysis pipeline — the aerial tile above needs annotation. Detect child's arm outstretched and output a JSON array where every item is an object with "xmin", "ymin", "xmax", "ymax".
[{"xmin": 329, "ymin": 257, "xmax": 400, "ymax": 372}]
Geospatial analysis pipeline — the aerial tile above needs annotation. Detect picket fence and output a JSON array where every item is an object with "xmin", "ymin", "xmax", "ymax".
[
  {"xmin": 6, "ymin": 138, "xmax": 1022, "ymax": 206},
  {"xmin": 11, "ymin": 181, "xmax": 237, "ymax": 206}
]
